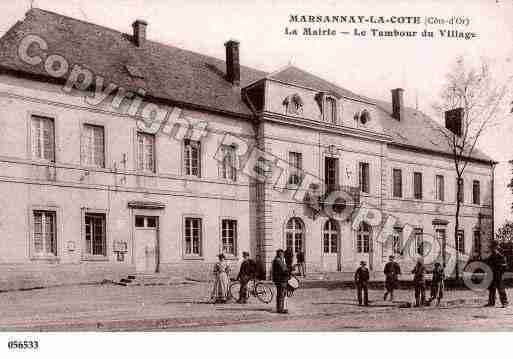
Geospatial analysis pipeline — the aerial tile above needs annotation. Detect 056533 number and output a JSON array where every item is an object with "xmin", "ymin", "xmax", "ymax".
[{"xmin": 7, "ymin": 340, "xmax": 39, "ymax": 350}]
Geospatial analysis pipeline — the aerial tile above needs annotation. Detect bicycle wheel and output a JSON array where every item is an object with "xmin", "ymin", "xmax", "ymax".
[
  {"xmin": 228, "ymin": 281, "xmax": 241, "ymax": 302},
  {"xmin": 255, "ymin": 282, "xmax": 274, "ymax": 304}
]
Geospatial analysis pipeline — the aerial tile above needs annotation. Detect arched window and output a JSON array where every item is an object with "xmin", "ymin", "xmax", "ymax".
[
  {"xmin": 323, "ymin": 219, "xmax": 339, "ymax": 254},
  {"xmin": 286, "ymin": 217, "xmax": 304, "ymax": 254},
  {"xmin": 357, "ymin": 222, "xmax": 371, "ymax": 253}
]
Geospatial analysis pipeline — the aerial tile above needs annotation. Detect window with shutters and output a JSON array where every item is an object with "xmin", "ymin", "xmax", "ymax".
[
  {"xmin": 31, "ymin": 115, "xmax": 55, "ymax": 162},
  {"xmin": 84, "ymin": 213, "xmax": 106, "ymax": 257},
  {"xmin": 33, "ymin": 210, "xmax": 57, "ymax": 257},
  {"xmin": 359, "ymin": 162, "xmax": 370, "ymax": 194},
  {"xmin": 413, "ymin": 172, "xmax": 423, "ymax": 200},
  {"xmin": 82, "ymin": 124, "xmax": 105, "ymax": 167},
  {"xmin": 220, "ymin": 145, "xmax": 236, "ymax": 181},
  {"xmin": 288, "ymin": 152, "xmax": 302, "ymax": 186},
  {"xmin": 136, "ymin": 132, "xmax": 155, "ymax": 172},
  {"xmin": 184, "ymin": 217, "xmax": 202, "ymax": 256},
  {"xmin": 436, "ymin": 175, "xmax": 445, "ymax": 201},
  {"xmin": 473, "ymin": 180, "xmax": 481, "ymax": 205},
  {"xmin": 392, "ymin": 169, "xmax": 402, "ymax": 198},
  {"xmin": 184, "ymin": 139, "xmax": 201, "ymax": 177},
  {"xmin": 221, "ymin": 219, "xmax": 237, "ymax": 256}
]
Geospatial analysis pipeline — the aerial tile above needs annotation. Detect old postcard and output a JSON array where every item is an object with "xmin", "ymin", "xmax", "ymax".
[{"xmin": 0, "ymin": 0, "xmax": 512, "ymax": 356}]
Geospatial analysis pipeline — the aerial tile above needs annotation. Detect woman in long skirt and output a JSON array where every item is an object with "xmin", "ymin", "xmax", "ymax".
[{"xmin": 211, "ymin": 254, "xmax": 230, "ymax": 303}]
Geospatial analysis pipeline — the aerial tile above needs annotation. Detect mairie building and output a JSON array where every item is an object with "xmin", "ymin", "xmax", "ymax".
[{"xmin": 0, "ymin": 9, "xmax": 495, "ymax": 290}]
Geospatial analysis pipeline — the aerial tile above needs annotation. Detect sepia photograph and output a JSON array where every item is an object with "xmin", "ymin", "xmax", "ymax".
[{"xmin": 0, "ymin": 0, "xmax": 513, "ymax": 356}]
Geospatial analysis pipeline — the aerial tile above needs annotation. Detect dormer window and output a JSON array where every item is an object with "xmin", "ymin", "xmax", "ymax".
[
  {"xmin": 283, "ymin": 94, "xmax": 304, "ymax": 115},
  {"xmin": 325, "ymin": 97, "xmax": 337, "ymax": 124},
  {"xmin": 360, "ymin": 109, "xmax": 371, "ymax": 124}
]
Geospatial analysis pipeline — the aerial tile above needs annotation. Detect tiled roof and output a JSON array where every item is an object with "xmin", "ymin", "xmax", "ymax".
[
  {"xmin": 0, "ymin": 8, "xmax": 266, "ymax": 117},
  {"xmin": 0, "ymin": 8, "xmax": 493, "ymax": 163}
]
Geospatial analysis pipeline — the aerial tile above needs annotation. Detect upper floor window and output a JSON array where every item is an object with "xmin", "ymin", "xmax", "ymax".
[
  {"xmin": 436, "ymin": 175, "xmax": 445, "ymax": 201},
  {"xmin": 288, "ymin": 152, "xmax": 302, "ymax": 186},
  {"xmin": 325, "ymin": 157, "xmax": 339, "ymax": 193},
  {"xmin": 184, "ymin": 139, "xmax": 201, "ymax": 177},
  {"xmin": 472, "ymin": 180, "xmax": 481, "ymax": 205},
  {"xmin": 457, "ymin": 178, "xmax": 464, "ymax": 203},
  {"xmin": 33, "ymin": 210, "xmax": 57, "ymax": 257},
  {"xmin": 359, "ymin": 162, "xmax": 370, "ymax": 194},
  {"xmin": 392, "ymin": 169, "xmax": 402, "ymax": 198},
  {"xmin": 413, "ymin": 172, "xmax": 423, "ymax": 200},
  {"xmin": 220, "ymin": 145, "xmax": 236, "ymax": 181},
  {"xmin": 137, "ymin": 132, "xmax": 155, "ymax": 172},
  {"xmin": 82, "ymin": 124, "xmax": 105, "ymax": 168},
  {"xmin": 31, "ymin": 115, "xmax": 55, "ymax": 162}
]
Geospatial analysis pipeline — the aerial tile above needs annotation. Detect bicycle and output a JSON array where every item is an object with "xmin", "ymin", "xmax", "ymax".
[{"xmin": 228, "ymin": 278, "xmax": 274, "ymax": 304}]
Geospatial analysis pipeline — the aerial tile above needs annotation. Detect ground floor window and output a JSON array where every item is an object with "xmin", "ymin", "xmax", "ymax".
[
  {"xmin": 357, "ymin": 222, "xmax": 371, "ymax": 253},
  {"xmin": 456, "ymin": 230, "xmax": 465, "ymax": 254},
  {"xmin": 33, "ymin": 210, "xmax": 56, "ymax": 256},
  {"xmin": 184, "ymin": 217, "xmax": 202, "ymax": 256},
  {"xmin": 473, "ymin": 229, "xmax": 481, "ymax": 256},
  {"xmin": 85, "ymin": 213, "xmax": 106, "ymax": 256},
  {"xmin": 323, "ymin": 219, "xmax": 338, "ymax": 254},
  {"xmin": 221, "ymin": 219, "xmax": 237, "ymax": 255},
  {"xmin": 286, "ymin": 217, "xmax": 304, "ymax": 254},
  {"xmin": 414, "ymin": 227, "xmax": 424, "ymax": 256},
  {"xmin": 392, "ymin": 228, "xmax": 402, "ymax": 255}
]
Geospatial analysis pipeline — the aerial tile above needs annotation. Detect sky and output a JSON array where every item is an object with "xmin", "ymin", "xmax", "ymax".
[{"xmin": 1, "ymin": 0, "xmax": 513, "ymax": 228}]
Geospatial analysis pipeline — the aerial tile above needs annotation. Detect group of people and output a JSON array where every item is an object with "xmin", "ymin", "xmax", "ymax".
[
  {"xmin": 210, "ymin": 251, "xmax": 257, "ymax": 304},
  {"xmin": 355, "ymin": 240, "xmax": 509, "ymax": 308},
  {"xmin": 355, "ymin": 255, "xmax": 447, "ymax": 307}
]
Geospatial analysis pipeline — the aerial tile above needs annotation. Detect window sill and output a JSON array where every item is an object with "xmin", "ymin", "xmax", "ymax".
[
  {"xmin": 82, "ymin": 256, "xmax": 109, "ymax": 262},
  {"xmin": 182, "ymin": 256, "xmax": 204, "ymax": 261},
  {"xmin": 30, "ymin": 256, "xmax": 59, "ymax": 263}
]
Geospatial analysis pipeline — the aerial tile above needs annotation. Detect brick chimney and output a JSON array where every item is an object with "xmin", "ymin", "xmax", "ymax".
[
  {"xmin": 132, "ymin": 19, "xmax": 148, "ymax": 47},
  {"xmin": 225, "ymin": 40, "xmax": 240, "ymax": 85},
  {"xmin": 445, "ymin": 108, "xmax": 464, "ymax": 136},
  {"xmin": 391, "ymin": 88, "xmax": 404, "ymax": 121}
]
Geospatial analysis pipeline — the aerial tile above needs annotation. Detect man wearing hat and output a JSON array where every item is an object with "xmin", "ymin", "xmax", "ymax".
[
  {"xmin": 272, "ymin": 249, "xmax": 290, "ymax": 314},
  {"xmin": 237, "ymin": 251, "xmax": 257, "ymax": 304},
  {"xmin": 354, "ymin": 261, "xmax": 370, "ymax": 306},
  {"xmin": 383, "ymin": 255, "xmax": 401, "ymax": 301},
  {"xmin": 485, "ymin": 241, "xmax": 509, "ymax": 308}
]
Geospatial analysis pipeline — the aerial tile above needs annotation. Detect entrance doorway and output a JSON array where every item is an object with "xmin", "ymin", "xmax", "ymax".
[
  {"xmin": 134, "ymin": 215, "xmax": 159, "ymax": 273},
  {"xmin": 322, "ymin": 218, "xmax": 341, "ymax": 271}
]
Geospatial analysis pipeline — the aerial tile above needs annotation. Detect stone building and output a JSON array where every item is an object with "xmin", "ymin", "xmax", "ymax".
[{"xmin": 0, "ymin": 9, "xmax": 495, "ymax": 290}]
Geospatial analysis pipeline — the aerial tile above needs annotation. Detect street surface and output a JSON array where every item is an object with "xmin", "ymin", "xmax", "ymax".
[{"xmin": 0, "ymin": 282, "xmax": 512, "ymax": 331}]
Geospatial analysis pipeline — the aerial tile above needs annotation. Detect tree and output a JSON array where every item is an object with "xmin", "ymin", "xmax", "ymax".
[{"xmin": 432, "ymin": 56, "xmax": 511, "ymax": 278}]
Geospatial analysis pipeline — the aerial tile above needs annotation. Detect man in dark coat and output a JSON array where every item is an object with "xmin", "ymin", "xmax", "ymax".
[
  {"xmin": 383, "ymin": 255, "xmax": 401, "ymax": 301},
  {"xmin": 272, "ymin": 249, "xmax": 290, "ymax": 314},
  {"xmin": 411, "ymin": 257, "xmax": 426, "ymax": 307},
  {"xmin": 284, "ymin": 247, "xmax": 294, "ymax": 273},
  {"xmin": 354, "ymin": 261, "xmax": 370, "ymax": 306},
  {"xmin": 237, "ymin": 251, "xmax": 256, "ymax": 304},
  {"xmin": 429, "ymin": 262, "xmax": 445, "ymax": 306},
  {"xmin": 485, "ymin": 241, "xmax": 509, "ymax": 308}
]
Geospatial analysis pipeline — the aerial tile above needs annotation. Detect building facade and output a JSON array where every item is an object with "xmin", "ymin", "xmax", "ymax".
[{"xmin": 0, "ymin": 9, "xmax": 494, "ymax": 290}]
